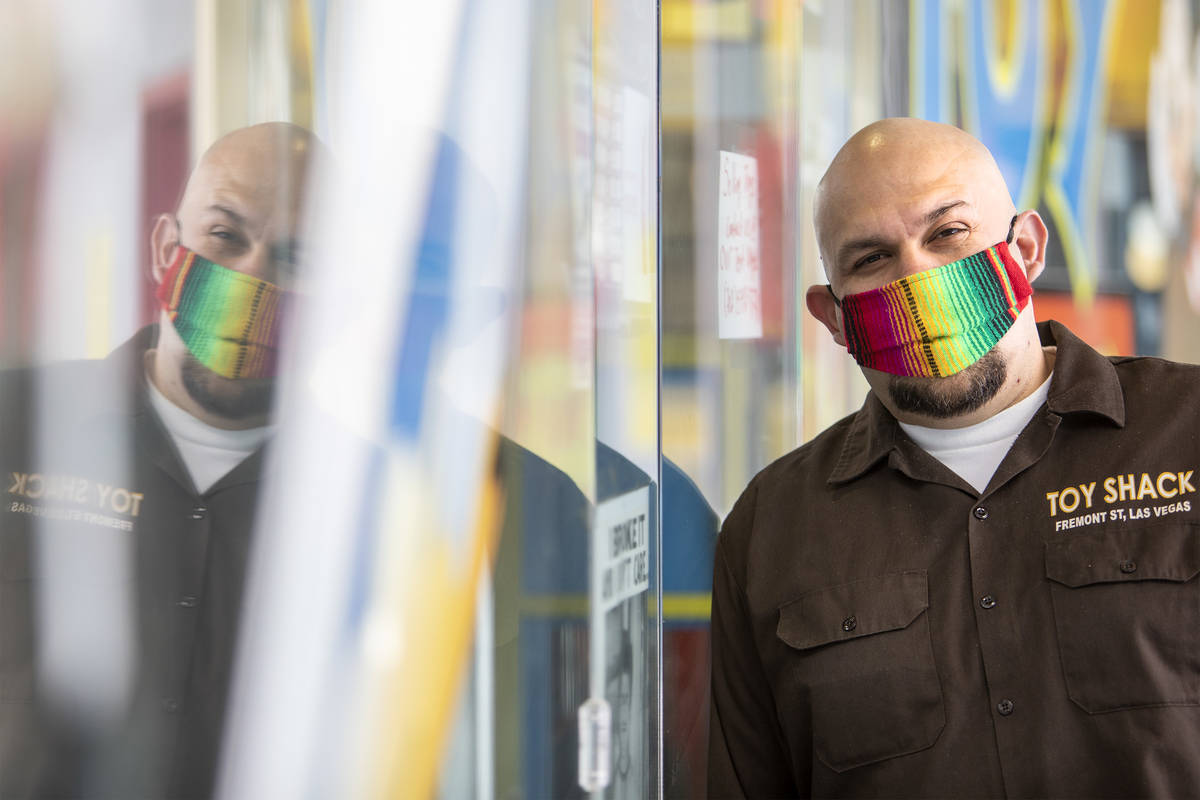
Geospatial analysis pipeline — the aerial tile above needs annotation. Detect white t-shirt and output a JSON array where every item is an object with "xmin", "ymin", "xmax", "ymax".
[
  {"xmin": 898, "ymin": 373, "xmax": 1053, "ymax": 493},
  {"xmin": 146, "ymin": 378, "xmax": 272, "ymax": 494}
]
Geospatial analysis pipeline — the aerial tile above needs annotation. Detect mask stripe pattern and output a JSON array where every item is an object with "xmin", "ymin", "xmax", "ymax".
[
  {"xmin": 839, "ymin": 240, "xmax": 1033, "ymax": 377},
  {"xmin": 156, "ymin": 246, "xmax": 288, "ymax": 379}
]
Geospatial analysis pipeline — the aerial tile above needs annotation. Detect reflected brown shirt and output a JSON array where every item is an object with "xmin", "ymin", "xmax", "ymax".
[
  {"xmin": 0, "ymin": 326, "xmax": 263, "ymax": 800},
  {"xmin": 709, "ymin": 321, "xmax": 1200, "ymax": 798}
]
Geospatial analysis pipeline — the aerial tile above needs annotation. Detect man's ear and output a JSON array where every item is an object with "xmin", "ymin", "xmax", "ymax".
[
  {"xmin": 1011, "ymin": 209, "xmax": 1049, "ymax": 284},
  {"xmin": 805, "ymin": 283, "xmax": 846, "ymax": 347},
  {"xmin": 149, "ymin": 213, "xmax": 179, "ymax": 286}
]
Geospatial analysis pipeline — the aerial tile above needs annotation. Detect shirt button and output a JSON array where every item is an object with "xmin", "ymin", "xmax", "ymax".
[
  {"xmin": 190, "ymin": 505, "xmax": 208, "ymax": 520},
  {"xmin": 162, "ymin": 698, "xmax": 180, "ymax": 713},
  {"xmin": 1119, "ymin": 560, "xmax": 1137, "ymax": 574},
  {"xmin": 997, "ymin": 699, "xmax": 1014, "ymax": 716},
  {"xmin": 841, "ymin": 616, "xmax": 857, "ymax": 632},
  {"xmin": 973, "ymin": 506, "xmax": 989, "ymax": 520},
  {"xmin": 178, "ymin": 596, "xmax": 197, "ymax": 608},
  {"xmin": 980, "ymin": 595, "xmax": 997, "ymax": 609}
]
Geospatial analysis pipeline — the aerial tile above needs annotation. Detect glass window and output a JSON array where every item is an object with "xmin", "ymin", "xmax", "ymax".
[{"xmin": 4, "ymin": 2, "xmax": 1200, "ymax": 798}]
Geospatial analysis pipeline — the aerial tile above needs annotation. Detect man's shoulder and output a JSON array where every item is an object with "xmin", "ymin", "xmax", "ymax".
[
  {"xmin": 720, "ymin": 406, "xmax": 865, "ymax": 535},
  {"xmin": 0, "ymin": 356, "xmax": 121, "ymax": 409},
  {"xmin": 1046, "ymin": 320, "xmax": 1200, "ymax": 404},
  {"xmin": 1108, "ymin": 351, "xmax": 1200, "ymax": 380},
  {"xmin": 755, "ymin": 409, "xmax": 863, "ymax": 489},
  {"xmin": 1107, "ymin": 352, "xmax": 1200, "ymax": 408},
  {"xmin": 0, "ymin": 329, "xmax": 152, "ymax": 429},
  {"xmin": 0, "ymin": 359, "xmax": 91, "ymax": 409}
]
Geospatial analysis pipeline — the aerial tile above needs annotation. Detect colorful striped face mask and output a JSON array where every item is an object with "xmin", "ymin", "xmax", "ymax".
[
  {"xmin": 156, "ymin": 245, "xmax": 291, "ymax": 380},
  {"xmin": 830, "ymin": 219, "xmax": 1033, "ymax": 378}
]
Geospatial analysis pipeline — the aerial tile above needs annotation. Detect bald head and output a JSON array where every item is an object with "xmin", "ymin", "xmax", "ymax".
[
  {"xmin": 813, "ymin": 118, "xmax": 1016, "ymax": 289},
  {"xmin": 176, "ymin": 123, "xmax": 321, "ymax": 260}
]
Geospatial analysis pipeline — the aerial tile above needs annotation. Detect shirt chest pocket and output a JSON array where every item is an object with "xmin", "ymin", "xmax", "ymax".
[
  {"xmin": 1046, "ymin": 523, "xmax": 1200, "ymax": 713},
  {"xmin": 774, "ymin": 571, "xmax": 945, "ymax": 773}
]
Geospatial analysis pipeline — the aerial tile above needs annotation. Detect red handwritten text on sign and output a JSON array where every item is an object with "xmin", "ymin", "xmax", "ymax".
[{"xmin": 717, "ymin": 151, "xmax": 762, "ymax": 339}]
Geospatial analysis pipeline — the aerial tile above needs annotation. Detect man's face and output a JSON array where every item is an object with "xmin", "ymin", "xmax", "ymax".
[
  {"xmin": 151, "ymin": 125, "xmax": 314, "ymax": 425},
  {"xmin": 817, "ymin": 138, "xmax": 1014, "ymax": 298},
  {"xmin": 811, "ymin": 123, "xmax": 1032, "ymax": 420},
  {"xmin": 175, "ymin": 142, "xmax": 307, "ymax": 289}
]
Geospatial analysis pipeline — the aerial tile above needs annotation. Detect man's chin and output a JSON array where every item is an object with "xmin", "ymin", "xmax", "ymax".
[
  {"xmin": 180, "ymin": 356, "xmax": 275, "ymax": 422},
  {"xmin": 886, "ymin": 349, "xmax": 1007, "ymax": 420}
]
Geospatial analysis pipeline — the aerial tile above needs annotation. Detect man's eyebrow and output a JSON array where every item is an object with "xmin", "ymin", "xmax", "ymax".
[
  {"xmin": 836, "ymin": 236, "xmax": 889, "ymax": 266},
  {"xmin": 206, "ymin": 204, "xmax": 248, "ymax": 226},
  {"xmin": 924, "ymin": 200, "xmax": 970, "ymax": 225}
]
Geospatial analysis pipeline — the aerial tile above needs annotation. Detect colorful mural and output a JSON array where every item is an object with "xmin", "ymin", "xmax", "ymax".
[{"xmin": 911, "ymin": 0, "xmax": 1116, "ymax": 305}]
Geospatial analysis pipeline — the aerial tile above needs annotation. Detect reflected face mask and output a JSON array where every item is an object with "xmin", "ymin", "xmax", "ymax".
[
  {"xmin": 156, "ymin": 245, "xmax": 290, "ymax": 379},
  {"xmin": 831, "ymin": 223, "xmax": 1032, "ymax": 378}
]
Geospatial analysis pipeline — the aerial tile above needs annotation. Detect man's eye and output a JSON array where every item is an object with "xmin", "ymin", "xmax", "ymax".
[
  {"xmin": 272, "ymin": 247, "xmax": 301, "ymax": 266},
  {"xmin": 854, "ymin": 252, "xmax": 886, "ymax": 269},
  {"xmin": 209, "ymin": 228, "xmax": 245, "ymax": 246},
  {"xmin": 933, "ymin": 226, "xmax": 968, "ymax": 240}
]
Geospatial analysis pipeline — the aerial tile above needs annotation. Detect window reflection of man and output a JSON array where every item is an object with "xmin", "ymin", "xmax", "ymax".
[
  {"xmin": 0, "ymin": 122, "xmax": 320, "ymax": 800},
  {"xmin": 147, "ymin": 123, "xmax": 312, "ymax": 429}
]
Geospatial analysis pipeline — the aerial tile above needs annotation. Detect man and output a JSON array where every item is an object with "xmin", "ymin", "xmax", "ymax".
[
  {"xmin": 708, "ymin": 118, "xmax": 1200, "ymax": 797},
  {"xmin": 0, "ymin": 122, "xmax": 318, "ymax": 798}
]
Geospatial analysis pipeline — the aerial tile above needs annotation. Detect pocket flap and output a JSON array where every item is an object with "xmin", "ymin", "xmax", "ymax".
[
  {"xmin": 776, "ymin": 571, "xmax": 928, "ymax": 650},
  {"xmin": 1045, "ymin": 524, "xmax": 1200, "ymax": 588}
]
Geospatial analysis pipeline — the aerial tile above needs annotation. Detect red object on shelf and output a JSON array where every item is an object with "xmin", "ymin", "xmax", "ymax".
[{"xmin": 1034, "ymin": 291, "xmax": 1136, "ymax": 356}]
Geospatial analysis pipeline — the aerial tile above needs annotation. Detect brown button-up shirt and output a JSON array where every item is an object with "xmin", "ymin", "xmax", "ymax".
[
  {"xmin": 0, "ymin": 327, "xmax": 264, "ymax": 799},
  {"xmin": 709, "ymin": 321, "xmax": 1200, "ymax": 798}
]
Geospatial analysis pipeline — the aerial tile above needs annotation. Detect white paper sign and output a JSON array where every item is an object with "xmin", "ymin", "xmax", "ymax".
[
  {"xmin": 591, "ymin": 486, "xmax": 651, "ymax": 613},
  {"xmin": 717, "ymin": 150, "xmax": 763, "ymax": 339},
  {"xmin": 587, "ymin": 485, "xmax": 649, "ymax": 797}
]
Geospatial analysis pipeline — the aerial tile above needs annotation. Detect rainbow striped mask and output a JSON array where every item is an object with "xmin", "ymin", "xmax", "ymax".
[
  {"xmin": 156, "ymin": 246, "xmax": 291, "ymax": 380},
  {"xmin": 833, "ymin": 237, "xmax": 1033, "ymax": 378}
]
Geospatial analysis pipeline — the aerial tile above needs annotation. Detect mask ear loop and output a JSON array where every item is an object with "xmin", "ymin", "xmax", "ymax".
[
  {"xmin": 826, "ymin": 284, "xmax": 841, "ymax": 308},
  {"xmin": 172, "ymin": 216, "xmax": 188, "ymax": 255}
]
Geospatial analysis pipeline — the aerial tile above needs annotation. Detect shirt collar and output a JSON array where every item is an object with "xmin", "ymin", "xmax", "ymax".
[
  {"xmin": 1040, "ymin": 319, "xmax": 1125, "ymax": 425},
  {"xmin": 828, "ymin": 319, "xmax": 1125, "ymax": 485},
  {"xmin": 95, "ymin": 326, "xmax": 271, "ymax": 491}
]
